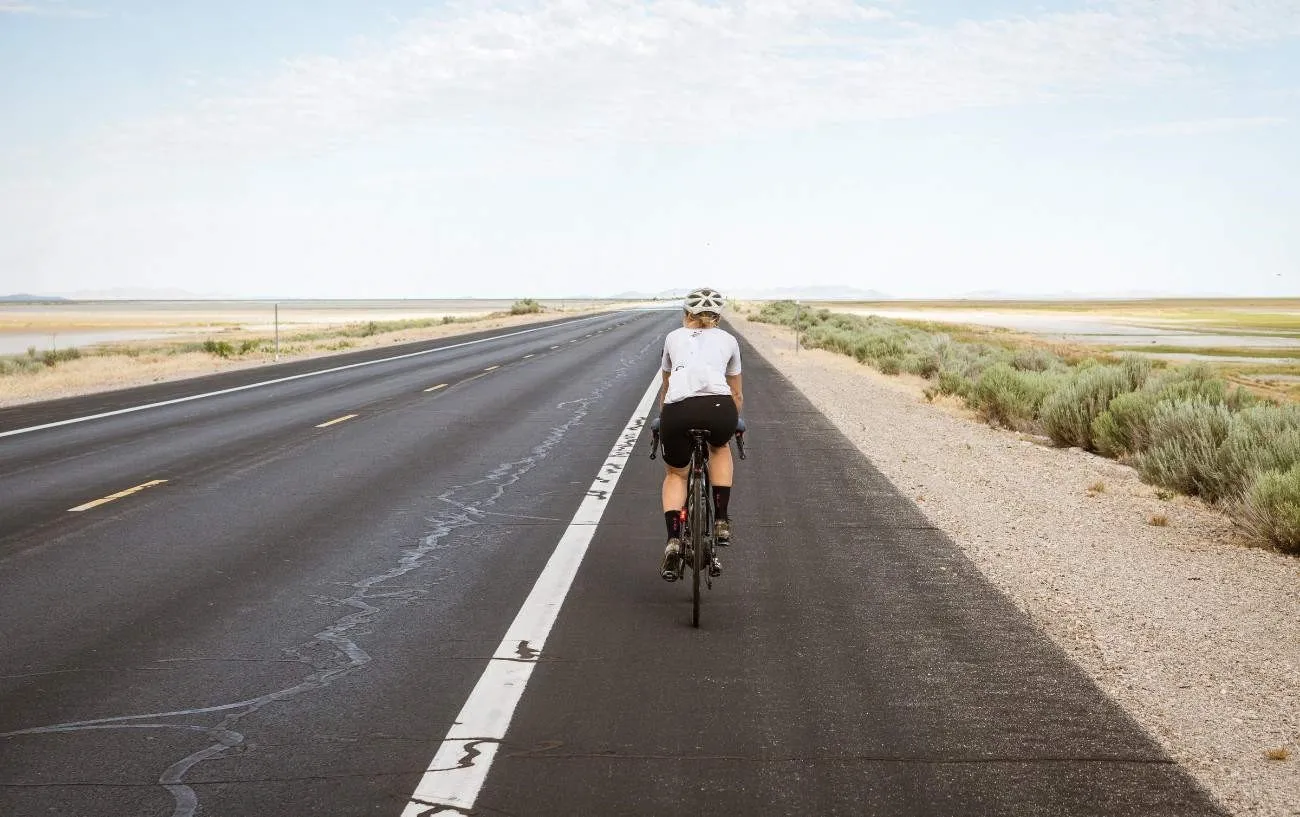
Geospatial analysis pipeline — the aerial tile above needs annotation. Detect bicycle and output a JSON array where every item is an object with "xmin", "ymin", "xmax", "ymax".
[{"xmin": 650, "ymin": 416, "xmax": 746, "ymax": 628}]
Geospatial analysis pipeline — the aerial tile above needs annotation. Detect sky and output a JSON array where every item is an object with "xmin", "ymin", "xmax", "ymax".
[{"xmin": 1, "ymin": 0, "xmax": 1297, "ymax": 299}]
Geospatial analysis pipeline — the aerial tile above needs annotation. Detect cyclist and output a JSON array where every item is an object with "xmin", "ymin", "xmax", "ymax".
[{"xmin": 657, "ymin": 287, "xmax": 743, "ymax": 581}]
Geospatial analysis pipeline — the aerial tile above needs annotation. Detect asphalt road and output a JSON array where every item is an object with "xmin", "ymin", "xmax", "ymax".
[{"xmin": 0, "ymin": 310, "xmax": 1224, "ymax": 817}]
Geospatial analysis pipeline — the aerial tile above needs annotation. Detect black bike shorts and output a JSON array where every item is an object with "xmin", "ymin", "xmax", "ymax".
[{"xmin": 660, "ymin": 395, "xmax": 739, "ymax": 468}]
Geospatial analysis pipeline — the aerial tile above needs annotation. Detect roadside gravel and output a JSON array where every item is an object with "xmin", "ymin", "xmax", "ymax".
[{"xmin": 733, "ymin": 313, "xmax": 1299, "ymax": 817}]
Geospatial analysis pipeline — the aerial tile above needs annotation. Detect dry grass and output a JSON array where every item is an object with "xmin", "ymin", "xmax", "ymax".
[
  {"xmin": 1087, "ymin": 481, "xmax": 1106, "ymax": 495},
  {"xmin": 1265, "ymin": 747, "xmax": 1290, "ymax": 761},
  {"xmin": 1149, "ymin": 514, "xmax": 1169, "ymax": 527}
]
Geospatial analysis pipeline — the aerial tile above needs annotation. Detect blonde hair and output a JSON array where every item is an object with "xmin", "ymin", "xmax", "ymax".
[{"xmin": 684, "ymin": 311, "xmax": 720, "ymax": 329}]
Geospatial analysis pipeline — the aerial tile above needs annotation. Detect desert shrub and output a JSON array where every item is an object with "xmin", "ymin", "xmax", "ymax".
[
  {"xmin": 903, "ymin": 351, "xmax": 941, "ymax": 378},
  {"xmin": 1232, "ymin": 463, "xmax": 1300, "ymax": 553},
  {"xmin": 1143, "ymin": 363, "xmax": 1253, "ymax": 408},
  {"xmin": 937, "ymin": 369, "xmax": 972, "ymax": 398},
  {"xmin": 1211, "ymin": 404, "xmax": 1300, "ymax": 503},
  {"xmin": 1011, "ymin": 347, "xmax": 1059, "ymax": 372},
  {"xmin": 1041, "ymin": 363, "xmax": 1145, "ymax": 449},
  {"xmin": 238, "ymin": 339, "xmax": 261, "ymax": 355},
  {"xmin": 1135, "ymin": 398, "xmax": 1233, "ymax": 499},
  {"xmin": 510, "ymin": 298, "xmax": 542, "ymax": 315},
  {"xmin": 0, "ymin": 355, "xmax": 43, "ymax": 375},
  {"xmin": 41, "ymin": 348, "xmax": 82, "ymax": 367},
  {"xmin": 969, "ymin": 363, "xmax": 1064, "ymax": 431},
  {"xmin": 878, "ymin": 356, "xmax": 901, "ymax": 375},
  {"xmin": 1092, "ymin": 390, "xmax": 1159, "ymax": 460},
  {"xmin": 202, "ymin": 339, "xmax": 235, "ymax": 358}
]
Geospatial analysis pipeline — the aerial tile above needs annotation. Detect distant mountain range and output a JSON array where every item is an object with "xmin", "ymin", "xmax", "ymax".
[
  {"xmin": 613, "ymin": 285, "xmax": 892, "ymax": 301},
  {"xmin": 0, "ymin": 293, "xmax": 68, "ymax": 302}
]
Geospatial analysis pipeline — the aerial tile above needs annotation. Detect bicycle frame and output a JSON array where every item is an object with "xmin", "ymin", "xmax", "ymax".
[{"xmin": 650, "ymin": 420, "xmax": 746, "ymax": 628}]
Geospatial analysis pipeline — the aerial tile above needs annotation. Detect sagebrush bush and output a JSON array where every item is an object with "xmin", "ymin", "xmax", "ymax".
[
  {"xmin": 1041, "ymin": 362, "xmax": 1146, "ymax": 449},
  {"xmin": 202, "ymin": 339, "xmax": 235, "ymax": 358},
  {"xmin": 1093, "ymin": 390, "xmax": 1158, "ymax": 460},
  {"xmin": 1233, "ymin": 463, "xmax": 1300, "ymax": 553},
  {"xmin": 1136, "ymin": 398, "xmax": 1233, "ymax": 499},
  {"xmin": 41, "ymin": 348, "xmax": 82, "ymax": 366},
  {"xmin": 1212, "ymin": 404, "xmax": 1300, "ymax": 503},
  {"xmin": 970, "ymin": 363, "xmax": 1063, "ymax": 431},
  {"xmin": 510, "ymin": 298, "xmax": 542, "ymax": 315}
]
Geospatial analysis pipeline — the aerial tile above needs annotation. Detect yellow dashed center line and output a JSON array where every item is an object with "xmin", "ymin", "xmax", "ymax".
[
  {"xmin": 69, "ymin": 480, "xmax": 167, "ymax": 513},
  {"xmin": 316, "ymin": 413, "xmax": 358, "ymax": 428},
  {"xmin": 424, "ymin": 383, "xmax": 449, "ymax": 392}
]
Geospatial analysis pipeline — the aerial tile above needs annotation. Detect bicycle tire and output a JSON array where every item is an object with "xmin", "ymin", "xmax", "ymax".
[{"xmin": 690, "ymin": 459, "xmax": 705, "ymax": 628}]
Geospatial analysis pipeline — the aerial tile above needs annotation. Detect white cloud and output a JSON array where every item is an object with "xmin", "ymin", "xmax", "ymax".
[
  {"xmin": 1104, "ymin": 115, "xmax": 1290, "ymax": 138},
  {"xmin": 89, "ymin": 0, "xmax": 1300, "ymax": 162},
  {"xmin": 0, "ymin": 1, "xmax": 102, "ymax": 18}
]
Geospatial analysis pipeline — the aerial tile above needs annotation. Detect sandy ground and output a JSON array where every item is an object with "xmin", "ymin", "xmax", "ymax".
[
  {"xmin": 732, "ymin": 313, "xmax": 1299, "ymax": 817},
  {"xmin": 0, "ymin": 309, "xmax": 585, "ymax": 408}
]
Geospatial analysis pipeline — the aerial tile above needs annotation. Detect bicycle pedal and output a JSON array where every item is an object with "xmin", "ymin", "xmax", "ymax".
[{"xmin": 708, "ymin": 559, "xmax": 722, "ymax": 577}]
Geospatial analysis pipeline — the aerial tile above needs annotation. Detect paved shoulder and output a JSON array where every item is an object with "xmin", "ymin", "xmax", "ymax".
[{"xmin": 469, "ymin": 330, "xmax": 1226, "ymax": 816}]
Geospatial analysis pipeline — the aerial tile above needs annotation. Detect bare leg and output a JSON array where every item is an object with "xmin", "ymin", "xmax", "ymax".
[
  {"xmin": 707, "ymin": 443, "xmax": 733, "ymax": 487},
  {"xmin": 662, "ymin": 464, "xmax": 688, "ymax": 513}
]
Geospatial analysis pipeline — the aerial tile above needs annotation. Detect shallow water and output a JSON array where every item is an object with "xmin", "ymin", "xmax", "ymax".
[
  {"xmin": 0, "ymin": 329, "xmax": 187, "ymax": 355},
  {"xmin": 843, "ymin": 308, "xmax": 1300, "ymax": 350}
]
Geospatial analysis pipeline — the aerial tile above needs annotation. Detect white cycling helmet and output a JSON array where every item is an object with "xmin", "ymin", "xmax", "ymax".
[{"xmin": 683, "ymin": 287, "xmax": 725, "ymax": 315}]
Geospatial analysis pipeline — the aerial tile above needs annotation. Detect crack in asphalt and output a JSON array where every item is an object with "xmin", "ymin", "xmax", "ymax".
[
  {"xmin": 1, "ymin": 330, "xmax": 660, "ymax": 816},
  {"xmin": 0, "ymin": 750, "xmax": 1182, "ymax": 788}
]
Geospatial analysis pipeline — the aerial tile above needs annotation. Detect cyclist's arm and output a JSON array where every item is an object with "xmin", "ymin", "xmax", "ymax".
[
  {"xmin": 658, "ymin": 369, "xmax": 670, "ymax": 411},
  {"xmin": 727, "ymin": 373, "xmax": 743, "ymax": 416}
]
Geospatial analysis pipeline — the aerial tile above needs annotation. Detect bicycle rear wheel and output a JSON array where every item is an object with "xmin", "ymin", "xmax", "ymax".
[{"xmin": 690, "ymin": 466, "xmax": 705, "ymax": 628}]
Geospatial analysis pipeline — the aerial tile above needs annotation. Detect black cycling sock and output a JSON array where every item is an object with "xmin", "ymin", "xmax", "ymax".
[
  {"xmin": 712, "ymin": 486, "xmax": 731, "ymax": 520},
  {"xmin": 664, "ymin": 510, "xmax": 682, "ymax": 540}
]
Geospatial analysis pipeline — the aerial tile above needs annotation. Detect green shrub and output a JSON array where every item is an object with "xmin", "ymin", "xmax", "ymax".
[
  {"xmin": 1041, "ymin": 363, "xmax": 1146, "ymax": 449},
  {"xmin": 970, "ymin": 363, "xmax": 1063, "ymax": 431},
  {"xmin": 0, "ymin": 355, "xmax": 43, "ymax": 375},
  {"xmin": 878, "ymin": 356, "xmax": 901, "ymax": 375},
  {"xmin": 1136, "ymin": 398, "xmax": 1233, "ymax": 499},
  {"xmin": 238, "ymin": 339, "xmax": 261, "ymax": 355},
  {"xmin": 1011, "ymin": 347, "xmax": 1059, "ymax": 372},
  {"xmin": 41, "ymin": 348, "xmax": 82, "ymax": 367},
  {"xmin": 1233, "ymin": 463, "xmax": 1300, "ymax": 553},
  {"xmin": 1093, "ymin": 390, "xmax": 1159, "ymax": 460},
  {"xmin": 903, "ymin": 351, "xmax": 941, "ymax": 378},
  {"xmin": 510, "ymin": 298, "xmax": 542, "ymax": 315},
  {"xmin": 202, "ymin": 339, "xmax": 235, "ymax": 358},
  {"xmin": 937, "ymin": 369, "xmax": 972, "ymax": 398},
  {"xmin": 1211, "ymin": 404, "xmax": 1300, "ymax": 503}
]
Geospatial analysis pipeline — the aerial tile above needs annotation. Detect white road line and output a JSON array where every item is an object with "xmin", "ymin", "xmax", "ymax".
[
  {"xmin": 483, "ymin": 365, "xmax": 499, "ymax": 372},
  {"xmin": 0, "ymin": 314, "xmax": 613, "ymax": 440},
  {"xmin": 68, "ymin": 479, "xmax": 168, "ymax": 513},
  {"xmin": 315, "ymin": 413, "xmax": 358, "ymax": 428},
  {"xmin": 400, "ymin": 373, "xmax": 660, "ymax": 816},
  {"xmin": 522, "ymin": 354, "xmax": 534, "ymax": 359},
  {"xmin": 424, "ymin": 383, "xmax": 449, "ymax": 393}
]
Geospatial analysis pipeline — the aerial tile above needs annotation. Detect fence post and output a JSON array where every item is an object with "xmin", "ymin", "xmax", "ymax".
[{"xmin": 794, "ymin": 301, "xmax": 800, "ymax": 353}]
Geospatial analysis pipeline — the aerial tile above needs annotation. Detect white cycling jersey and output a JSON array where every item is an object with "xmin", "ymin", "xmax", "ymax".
[{"xmin": 660, "ymin": 327, "xmax": 742, "ymax": 405}]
